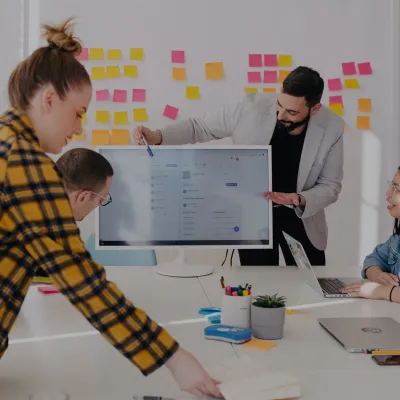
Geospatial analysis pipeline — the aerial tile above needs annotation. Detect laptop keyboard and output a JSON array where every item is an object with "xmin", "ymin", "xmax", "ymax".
[{"xmin": 318, "ymin": 278, "xmax": 346, "ymax": 294}]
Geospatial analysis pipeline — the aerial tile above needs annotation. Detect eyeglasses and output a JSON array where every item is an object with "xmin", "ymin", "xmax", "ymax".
[
  {"xmin": 88, "ymin": 191, "xmax": 112, "ymax": 206},
  {"xmin": 386, "ymin": 181, "xmax": 400, "ymax": 196}
]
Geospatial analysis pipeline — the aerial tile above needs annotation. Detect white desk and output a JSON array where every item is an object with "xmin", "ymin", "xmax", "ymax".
[{"xmin": 1, "ymin": 265, "xmax": 400, "ymax": 399}]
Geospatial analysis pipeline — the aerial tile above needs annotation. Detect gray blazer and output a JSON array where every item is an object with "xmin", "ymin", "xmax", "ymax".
[{"xmin": 160, "ymin": 93, "xmax": 345, "ymax": 251}]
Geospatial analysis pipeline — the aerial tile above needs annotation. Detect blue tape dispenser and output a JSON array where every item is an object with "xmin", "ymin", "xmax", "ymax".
[{"xmin": 204, "ymin": 324, "xmax": 252, "ymax": 344}]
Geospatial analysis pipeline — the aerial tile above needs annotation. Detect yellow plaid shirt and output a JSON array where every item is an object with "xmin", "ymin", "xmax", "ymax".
[{"xmin": 0, "ymin": 108, "xmax": 179, "ymax": 374}]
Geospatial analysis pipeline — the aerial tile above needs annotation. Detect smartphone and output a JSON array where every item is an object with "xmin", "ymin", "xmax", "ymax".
[
  {"xmin": 133, "ymin": 397, "xmax": 175, "ymax": 400},
  {"xmin": 372, "ymin": 355, "xmax": 400, "ymax": 365}
]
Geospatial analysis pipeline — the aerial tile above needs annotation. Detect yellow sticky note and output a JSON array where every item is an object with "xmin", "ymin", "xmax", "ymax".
[
  {"xmin": 124, "ymin": 65, "xmax": 138, "ymax": 77},
  {"xmin": 329, "ymin": 103, "xmax": 344, "ymax": 116},
  {"xmin": 244, "ymin": 88, "xmax": 258, "ymax": 93},
  {"xmin": 106, "ymin": 66, "xmax": 120, "ymax": 79},
  {"xmin": 96, "ymin": 111, "xmax": 110, "ymax": 124},
  {"xmin": 186, "ymin": 86, "xmax": 200, "ymax": 99},
  {"xmin": 357, "ymin": 115, "xmax": 370, "ymax": 130},
  {"xmin": 72, "ymin": 129, "xmax": 85, "ymax": 141},
  {"xmin": 89, "ymin": 48, "xmax": 104, "ymax": 60},
  {"xmin": 358, "ymin": 98, "xmax": 372, "ymax": 112},
  {"xmin": 278, "ymin": 54, "xmax": 292, "ymax": 67},
  {"xmin": 279, "ymin": 70, "xmax": 291, "ymax": 83},
  {"xmin": 205, "ymin": 62, "xmax": 224, "ymax": 80},
  {"xmin": 82, "ymin": 113, "xmax": 87, "ymax": 125},
  {"xmin": 263, "ymin": 88, "xmax": 277, "ymax": 93},
  {"xmin": 242, "ymin": 338, "xmax": 277, "ymax": 351},
  {"xmin": 108, "ymin": 49, "xmax": 122, "ymax": 60},
  {"xmin": 172, "ymin": 67, "xmax": 186, "ymax": 81},
  {"xmin": 114, "ymin": 111, "xmax": 129, "ymax": 125},
  {"xmin": 345, "ymin": 78, "xmax": 360, "ymax": 89},
  {"xmin": 130, "ymin": 48, "xmax": 144, "ymax": 60},
  {"xmin": 111, "ymin": 129, "xmax": 130, "ymax": 145},
  {"xmin": 133, "ymin": 108, "xmax": 148, "ymax": 122},
  {"xmin": 91, "ymin": 67, "xmax": 105, "ymax": 80},
  {"xmin": 92, "ymin": 130, "xmax": 110, "ymax": 145}
]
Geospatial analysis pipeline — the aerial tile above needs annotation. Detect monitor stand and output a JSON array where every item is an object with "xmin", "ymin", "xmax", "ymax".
[{"xmin": 155, "ymin": 248, "xmax": 214, "ymax": 278}]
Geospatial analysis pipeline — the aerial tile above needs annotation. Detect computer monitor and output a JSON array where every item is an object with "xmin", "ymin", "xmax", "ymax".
[{"xmin": 95, "ymin": 145, "xmax": 272, "ymax": 277}]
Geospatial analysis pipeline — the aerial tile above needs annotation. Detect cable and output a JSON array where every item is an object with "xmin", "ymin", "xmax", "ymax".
[
  {"xmin": 230, "ymin": 249, "xmax": 235, "ymax": 266},
  {"xmin": 221, "ymin": 249, "xmax": 229, "ymax": 266}
]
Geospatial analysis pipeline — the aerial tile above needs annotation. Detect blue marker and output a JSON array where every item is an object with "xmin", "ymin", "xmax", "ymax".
[{"xmin": 142, "ymin": 134, "xmax": 153, "ymax": 157}]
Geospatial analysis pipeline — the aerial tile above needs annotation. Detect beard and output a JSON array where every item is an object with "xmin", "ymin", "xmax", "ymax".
[{"xmin": 276, "ymin": 111, "xmax": 310, "ymax": 134}]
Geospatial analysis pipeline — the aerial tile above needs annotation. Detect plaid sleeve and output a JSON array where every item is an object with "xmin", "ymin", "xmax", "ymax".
[{"xmin": 5, "ymin": 139, "xmax": 179, "ymax": 375}]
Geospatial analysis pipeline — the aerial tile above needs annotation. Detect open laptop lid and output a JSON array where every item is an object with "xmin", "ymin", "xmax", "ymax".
[{"xmin": 282, "ymin": 232, "xmax": 324, "ymax": 296}]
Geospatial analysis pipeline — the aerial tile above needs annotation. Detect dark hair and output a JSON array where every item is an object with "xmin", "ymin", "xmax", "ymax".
[
  {"xmin": 8, "ymin": 18, "xmax": 91, "ymax": 110},
  {"xmin": 56, "ymin": 148, "xmax": 114, "ymax": 192},
  {"xmin": 394, "ymin": 166, "xmax": 400, "ymax": 235},
  {"xmin": 282, "ymin": 66, "xmax": 324, "ymax": 107}
]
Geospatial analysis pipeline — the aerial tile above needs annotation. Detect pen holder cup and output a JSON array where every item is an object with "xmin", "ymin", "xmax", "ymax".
[{"xmin": 221, "ymin": 294, "xmax": 252, "ymax": 328}]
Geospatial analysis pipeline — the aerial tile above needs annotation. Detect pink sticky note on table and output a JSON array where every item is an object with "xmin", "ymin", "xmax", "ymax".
[
  {"xmin": 171, "ymin": 50, "xmax": 185, "ymax": 63},
  {"xmin": 96, "ymin": 89, "xmax": 110, "ymax": 101},
  {"xmin": 328, "ymin": 78, "xmax": 342, "ymax": 91},
  {"xmin": 342, "ymin": 62, "xmax": 357, "ymax": 76},
  {"xmin": 76, "ymin": 48, "xmax": 89, "ymax": 61},
  {"xmin": 249, "ymin": 54, "xmax": 262, "ymax": 67},
  {"xmin": 358, "ymin": 62, "xmax": 372, "ymax": 75},
  {"xmin": 163, "ymin": 105, "xmax": 179, "ymax": 120},
  {"xmin": 132, "ymin": 89, "xmax": 146, "ymax": 102},
  {"xmin": 38, "ymin": 285, "xmax": 59, "ymax": 295},
  {"xmin": 329, "ymin": 95, "xmax": 343, "ymax": 106},
  {"xmin": 248, "ymin": 71, "xmax": 262, "ymax": 83},
  {"xmin": 264, "ymin": 54, "xmax": 278, "ymax": 67},
  {"xmin": 113, "ymin": 90, "xmax": 127, "ymax": 103},
  {"xmin": 264, "ymin": 70, "xmax": 278, "ymax": 83}
]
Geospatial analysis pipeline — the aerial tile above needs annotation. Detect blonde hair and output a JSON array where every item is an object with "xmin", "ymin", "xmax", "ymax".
[{"xmin": 8, "ymin": 18, "xmax": 91, "ymax": 110}]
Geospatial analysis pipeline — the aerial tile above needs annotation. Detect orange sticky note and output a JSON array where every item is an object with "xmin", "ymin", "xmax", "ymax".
[
  {"xmin": 107, "ymin": 49, "xmax": 122, "ymax": 60},
  {"xmin": 172, "ymin": 67, "xmax": 186, "ymax": 81},
  {"xmin": 89, "ymin": 48, "xmax": 104, "ymax": 60},
  {"xmin": 114, "ymin": 111, "xmax": 129, "ymax": 125},
  {"xmin": 205, "ymin": 62, "xmax": 224, "ymax": 80},
  {"xmin": 263, "ymin": 88, "xmax": 277, "ymax": 93},
  {"xmin": 344, "ymin": 124, "xmax": 349, "ymax": 132},
  {"xmin": 244, "ymin": 88, "xmax": 258, "ymax": 93},
  {"xmin": 278, "ymin": 54, "xmax": 292, "ymax": 67},
  {"xmin": 96, "ymin": 110, "xmax": 110, "ymax": 124},
  {"xmin": 111, "ymin": 129, "xmax": 130, "ymax": 145},
  {"xmin": 345, "ymin": 78, "xmax": 360, "ymax": 89},
  {"xmin": 92, "ymin": 130, "xmax": 110, "ymax": 145},
  {"xmin": 130, "ymin": 48, "xmax": 144, "ymax": 61},
  {"xmin": 133, "ymin": 108, "xmax": 148, "ymax": 122},
  {"xmin": 278, "ymin": 70, "xmax": 291, "ymax": 83},
  {"xmin": 91, "ymin": 67, "xmax": 105, "ymax": 80},
  {"xmin": 358, "ymin": 98, "xmax": 372, "ymax": 112},
  {"xmin": 329, "ymin": 103, "xmax": 344, "ymax": 116},
  {"xmin": 357, "ymin": 115, "xmax": 370, "ymax": 130},
  {"xmin": 106, "ymin": 66, "xmax": 120, "ymax": 79},
  {"xmin": 241, "ymin": 338, "xmax": 277, "ymax": 351},
  {"xmin": 186, "ymin": 86, "xmax": 200, "ymax": 99},
  {"xmin": 124, "ymin": 65, "xmax": 138, "ymax": 78}
]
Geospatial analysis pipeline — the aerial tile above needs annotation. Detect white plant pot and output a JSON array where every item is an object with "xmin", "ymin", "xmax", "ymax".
[{"xmin": 251, "ymin": 305, "xmax": 286, "ymax": 340}]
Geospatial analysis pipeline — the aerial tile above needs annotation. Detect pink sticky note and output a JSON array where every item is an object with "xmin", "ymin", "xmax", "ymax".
[
  {"xmin": 264, "ymin": 70, "xmax": 278, "ymax": 84},
  {"xmin": 76, "ymin": 48, "xmax": 89, "ymax": 61},
  {"xmin": 329, "ymin": 95, "xmax": 343, "ymax": 106},
  {"xmin": 264, "ymin": 54, "xmax": 278, "ymax": 67},
  {"xmin": 113, "ymin": 89, "xmax": 127, "ymax": 103},
  {"xmin": 171, "ymin": 50, "xmax": 185, "ymax": 63},
  {"xmin": 96, "ymin": 89, "xmax": 110, "ymax": 101},
  {"xmin": 248, "ymin": 71, "xmax": 262, "ymax": 83},
  {"xmin": 163, "ymin": 105, "xmax": 179, "ymax": 120},
  {"xmin": 249, "ymin": 54, "xmax": 262, "ymax": 67},
  {"xmin": 38, "ymin": 285, "xmax": 59, "ymax": 295},
  {"xmin": 328, "ymin": 78, "xmax": 342, "ymax": 91},
  {"xmin": 132, "ymin": 89, "xmax": 146, "ymax": 102},
  {"xmin": 358, "ymin": 62, "xmax": 372, "ymax": 75},
  {"xmin": 342, "ymin": 62, "xmax": 357, "ymax": 76}
]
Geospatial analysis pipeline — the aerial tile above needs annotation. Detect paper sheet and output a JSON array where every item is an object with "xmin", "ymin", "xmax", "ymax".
[
  {"xmin": 114, "ymin": 111, "xmax": 129, "ymax": 125},
  {"xmin": 358, "ymin": 62, "xmax": 372, "ymax": 75},
  {"xmin": 278, "ymin": 54, "xmax": 292, "ymax": 67},
  {"xmin": 249, "ymin": 54, "xmax": 262, "ymax": 67},
  {"xmin": 124, "ymin": 65, "xmax": 138, "ymax": 77},
  {"xmin": 72, "ymin": 129, "xmax": 85, "ymax": 141},
  {"xmin": 108, "ymin": 49, "xmax": 122, "ymax": 60},
  {"xmin": 111, "ymin": 129, "xmax": 130, "ymax": 145},
  {"xmin": 106, "ymin": 66, "xmax": 120, "ymax": 79},
  {"xmin": 263, "ymin": 87, "xmax": 277, "ymax": 92},
  {"xmin": 357, "ymin": 115, "xmax": 370, "ymax": 130},
  {"xmin": 92, "ymin": 130, "xmax": 110, "ymax": 145},
  {"xmin": 329, "ymin": 103, "xmax": 344, "ymax": 116},
  {"xmin": 244, "ymin": 88, "xmax": 258, "ymax": 93},
  {"xmin": 342, "ymin": 62, "xmax": 356, "ymax": 75},
  {"xmin": 344, "ymin": 78, "xmax": 360, "ymax": 89},
  {"xmin": 113, "ymin": 90, "xmax": 127, "ymax": 103},
  {"xmin": 96, "ymin": 89, "xmax": 110, "ymax": 102},
  {"xmin": 358, "ymin": 98, "xmax": 372, "ymax": 112},
  {"xmin": 132, "ymin": 89, "xmax": 146, "ymax": 102},
  {"xmin": 186, "ymin": 86, "xmax": 200, "ymax": 99},
  {"xmin": 82, "ymin": 113, "xmax": 87, "ymax": 125},
  {"xmin": 89, "ymin": 48, "xmax": 104, "ymax": 60},
  {"xmin": 329, "ymin": 95, "xmax": 343, "ymax": 106},
  {"xmin": 133, "ymin": 108, "xmax": 148, "ymax": 122},
  {"xmin": 130, "ymin": 48, "xmax": 144, "ymax": 61},
  {"xmin": 163, "ymin": 105, "xmax": 179, "ymax": 120},
  {"xmin": 264, "ymin": 71, "xmax": 278, "ymax": 84},
  {"xmin": 76, "ymin": 48, "xmax": 89, "ymax": 61},
  {"xmin": 328, "ymin": 78, "xmax": 342, "ymax": 91},
  {"xmin": 264, "ymin": 54, "xmax": 278, "ymax": 67},
  {"xmin": 172, "ymin": 67, "xmax": 186, "ymax": 81},
  {"xmin": 241, "ymin": 338, "xmax": 277, "ymax": 351},
  {"xmin": 95, "ymin": 110, "xmax": 110, "ymax": 124},
  {"xmin": 248, "ymin": 71, "xmax": 262, "ymax": 83},
  {"xmin": 278, "ymin": 70, "xmax": 291, "ymax": 83},
  {"xmin": 205, "ymin": 62, "xmax": 224, "ymax": 80},
  {"xmin": 171, "ymin": 50, "xmax": 185, "ymax": 63},
  {"xmin": 91, "ymin": 67, "xmax": 105, "ymax": 80}
]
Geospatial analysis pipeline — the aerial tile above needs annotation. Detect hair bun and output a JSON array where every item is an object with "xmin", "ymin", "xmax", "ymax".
[{"xmin": 42, "ymin": 17, "xmax": 82, "ymax": 56}]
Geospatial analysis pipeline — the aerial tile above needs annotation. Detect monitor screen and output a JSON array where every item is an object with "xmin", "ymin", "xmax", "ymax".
[{"xmin": 96, "ymin": 146, "xmax": 272, "ymax": 249}]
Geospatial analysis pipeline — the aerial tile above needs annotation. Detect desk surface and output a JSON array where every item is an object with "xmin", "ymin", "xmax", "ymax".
[{"xmin": 1, "ymin": 265, "xmax": 400, "ymax": 400}]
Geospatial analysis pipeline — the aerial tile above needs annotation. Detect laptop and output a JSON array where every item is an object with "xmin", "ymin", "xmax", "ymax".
[
  {"xmin": 318, "ymin": 317, "xmax": 400, "ymax": 353},
  {"xmin": 283, "ymin": 232, "xmax": 361, "ymax": 298}
]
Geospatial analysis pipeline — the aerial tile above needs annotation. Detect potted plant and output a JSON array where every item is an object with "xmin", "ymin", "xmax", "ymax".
[{"xmin": 251, "ymin": 294, "xmax": 287, "ymax": 340}]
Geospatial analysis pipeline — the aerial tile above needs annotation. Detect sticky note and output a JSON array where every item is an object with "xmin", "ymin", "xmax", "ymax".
[
  {"xmin": 89, "ymin": 48, "xmax": 104, "ymax": 60},
  {"xmin": 108, "ymin": 49, "xmax": 122, "ymax": 60},
  {"xmin": 358, "ymin": 98, "xmax": 372, "ymax": 112},
  {"xmin": 345, "ymin": 78, "xmax": 360, "ymax": 89},
  {"xmin": 163, "ymin": 105, "xmax": 179, "ymax": 120},
  {"xmin": 249, "ymin": 54, "xmax": 262, "ymax": 67},
  {"xmin": 328, "ymin": 78, "xmax": 342, "ymax": 91},
  {"xmin": 114, "ymin": 111, "xmax": 129, "ymax": 125},
  {"xmin": 263, "ymin": 88, "xmax": 277, "ymax": 93},
  {"xmin": 113, "ymin": 89, "xmax": 127, "ymax": 103},
  {"xmin": 96, "ymin": 89, "xmax": 110, "ymax": 102},
  {"xmin": 72, "ymin": 129, "xmax": 85, "ymax": 141},
  {"xmin": 171, "ymin": 50, "xmax": 185, "ymax": 63},
  {"xmin": 279, "ymin": 70, "xmax": 291, "ymax": 83},
  {"xmin": 91, "ymin": 67, "xmax": 105, "ymax": 80},
  {"xmin": 38, "ymin": 285, "xmax": 59, "ymax": 295},
  {"xmin": 172, "ymin": 67, "xmax": 186, "ymax": 81},
  {"xmin": 357, "ymin": 115, "xmax": 370, "ymax": 130},
  {"xmin": 106, "ymin": 66, "xmax": 120, "ymax": 79},
  {"xmin": 132, "ymin": 89, "xmax": 146, "ymax": 102},
  {"xmin": 76, "ymin": 48, "xmax": 89, "ymax": 61},
  {"xmin": 186, "ymin": 86, "xmax": 200, "ymax": 100},
  {"xmin": 241, "ymin": 338, "xmax": 277, "ymax": 351},
  {"xmin": 95, "ymin": 110, "xmax": 110, "ymax": 124},
  {"xmin": 133, "ymin": 108, "xmax": 148, "ymax": 122},
  {"xmin": 358, "ymin": 62, "xmax": 372, "ymax": 75},
  {"xmin": 123, "ymin": 65, "xmax": 138, "ymax": 78},
  {"xmin": 248, "ymin": 71, "xmax": 262, "ymax": 83},
  {"xmin": 111, "ymin": 129, "xmax": 130, "ymax": 145},
  {"xmin": 329, "ymin": 103, "xmax": 344, "ymax": 116},
  {"xmin": 82, "ymin": 113, "xmax": 87, "ymax": 125},
  {"xmin": 278, "ymin": 54, "xmax": 292, "ymax": 67},
  {"xmin": 264, "ymin": 70, "xmax": 278, "ymax": 84},
  {"xmin": 342, "ymin": 62, "xmax": 357, "ymax": 75},
  {"xmin": 264, "ymin": 54, "xmax": 278, "ymax": 67},
  {"xmin": 205, "ymin": 62, "xmax": 224, "ymax": 80},
  {"xmin": 244, "ymin": 88, "xmax": 258, "ymax": 93},
  {"xmin": 130, "ymin": 48, "xmax": 144, "ymax": 61},
  {"xmin": 92, "ymin": 130, "xmax": 110, "ymax": 145},
  {"xmin": 329, "ymin": 95, "xmax": 343, "ymax": 106}
]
